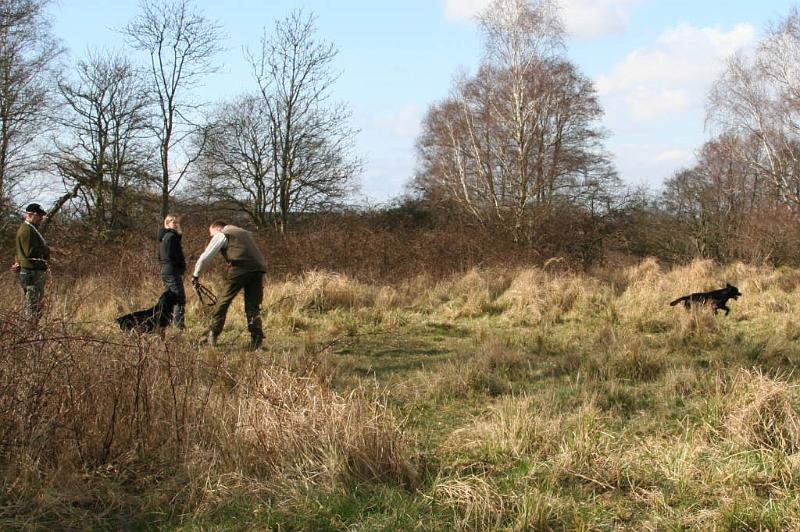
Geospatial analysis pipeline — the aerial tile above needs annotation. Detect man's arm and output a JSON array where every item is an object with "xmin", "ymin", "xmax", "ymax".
[
  {"xmin": 193, "ymin": 233, "xmax": 227, "ymax": 278},
  {"xmin": 17, "ymin": 224, "xmax": 31, "ymax": 262}
]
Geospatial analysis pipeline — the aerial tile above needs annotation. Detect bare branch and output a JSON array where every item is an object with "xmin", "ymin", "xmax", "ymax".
[{"xmin": 121, "ymin": 0, "xmax": 223, "ymax": 217}]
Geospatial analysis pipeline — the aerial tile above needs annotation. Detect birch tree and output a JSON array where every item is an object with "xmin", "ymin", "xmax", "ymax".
[
  {"xmin": 415, "ymin": 0, "xmax": 615, "ymax": 240},
  {"xmin": 707, "ymin": 7, "xmax": 800, "ymax": 209}
]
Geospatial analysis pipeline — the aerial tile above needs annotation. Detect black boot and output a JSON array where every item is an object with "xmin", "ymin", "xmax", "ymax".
[
  {"xmin": 250, "ymin": 334, "xmax": 263, "ymax": 350},
  {"xmin": 247, "ymin": 316, "xmax": 263, "ymax": 350}
]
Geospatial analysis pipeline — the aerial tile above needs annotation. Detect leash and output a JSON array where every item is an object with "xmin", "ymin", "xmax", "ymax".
[{"xmin": 193, "ymin": 281, "xmax": 217, "ymax": 306}]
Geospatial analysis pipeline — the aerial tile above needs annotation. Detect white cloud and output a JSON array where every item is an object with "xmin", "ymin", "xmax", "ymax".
[
  {"xmin": 597, "ymin": 23, "xmax": 757, "ymax": 121},
  {"xmin": 654, "ymin": 149, "xmax": 693, "ymax": 164},
  {"xmin": 626, "ymin": 87, "xmax": 690, "ymax": 120},
  {"xmin": 376, "ymin": 104, "xmax": 423, "ymax": 138},
  {"xmin": 611, "ymin": 142, "xmax": 698, "ymax": 186},
  {"xmin": 561, "ymin": 0, "xmax": 640, "ymax": 40},
  {"xmin": 444, "ymin": 0, "xmax": 489, "ymax": 23},
  {"xmin": 443, "ymin": 0, "xmax": 640, "ymax": 40}
]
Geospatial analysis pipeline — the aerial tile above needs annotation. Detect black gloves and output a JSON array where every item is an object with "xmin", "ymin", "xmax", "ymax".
[{"xmin": 192, "ymin": 276, "xmax": 200, "ymax": 288}]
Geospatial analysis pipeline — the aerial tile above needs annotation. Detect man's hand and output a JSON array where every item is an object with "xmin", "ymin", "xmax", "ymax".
[
  {"xmin": 10, "ymin": 262, "xmax": 20, "ymax": 273},
  {"xmin": 192, "ymin": 276, "xmax": 200, "ymax": 288}
]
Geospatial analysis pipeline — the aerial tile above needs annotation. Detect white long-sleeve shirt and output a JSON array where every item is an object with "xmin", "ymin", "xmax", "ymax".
[{"xmin": 193, "ymin": 232, "xmax": 227, "ymax": 277}]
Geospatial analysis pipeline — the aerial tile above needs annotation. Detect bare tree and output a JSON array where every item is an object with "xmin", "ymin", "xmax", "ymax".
[
  {"xmin": 0, "ymin": 0, "xmax": 62, "ymax": 208},
  {"xmin": 414, "ymin": 0, "xmax": 615, "ymax": 241},
  {"xmin": 479, "ymin": 0, "xmax": 564, "ymax": 78},
  {"xmin": 661, "ymin": 133, "xmax": 778, "ymax": 261},
  {"xmin": 52, "ymin": 50, "xmax": 153, "ymax": 231},
  {"xmin": 122, "ymin": 0, "xmax": 223, "ymax": 218},
  {"xmin": 479, "ymin": 0, "xmax": 564, "ymax": 233},
  {"xmin": 708, "ymin": 7, "xmax": 800, "ymax": 209},
  {"xmin": 248, "ymin": 10, "xmax": 360, "ymax": 233},
  {"xmin": 196, "ymin": 94, "xmax": 276, "ymax": 228}
]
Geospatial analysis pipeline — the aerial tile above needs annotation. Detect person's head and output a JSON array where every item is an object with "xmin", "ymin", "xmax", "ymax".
[
  {"xmin": 164, "ymin": 214, "xmax": 182, "ymax": 233},
  {"xmin": 24, "ymin": 203, "xmax": 47, "ymax": 227},
  {"xmin": 209, "ymin": 220, "xmax": 227, "ymax": 237}
]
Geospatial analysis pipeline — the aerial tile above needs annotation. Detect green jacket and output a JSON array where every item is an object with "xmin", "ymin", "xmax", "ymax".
[{"xmin": 16, "ymin": 221, "xmax": 50, "ymax": 270}]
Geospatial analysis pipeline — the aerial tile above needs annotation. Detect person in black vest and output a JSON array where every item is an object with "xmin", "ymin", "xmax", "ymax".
[
  {"xmin": 158, "ymin": 214, "xmax": 186, "ymax": 330},
  {"xmin": 11, "ymin": 203, "xmax": 50, "ymax": 320},
  {"xmin": 192, "ymin": 220, "xmax": 267, "ymax": 349}
]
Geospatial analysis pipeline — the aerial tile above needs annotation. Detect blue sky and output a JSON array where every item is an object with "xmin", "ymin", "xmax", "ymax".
[{"xmin": 51, "ymin": 0, "xmax": 799, "ymax": 203}]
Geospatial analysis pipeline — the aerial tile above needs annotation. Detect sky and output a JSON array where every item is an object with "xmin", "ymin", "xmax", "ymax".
[{"xmin": 50, "ymin": 0, "xmax": 800, "ymax": 204}]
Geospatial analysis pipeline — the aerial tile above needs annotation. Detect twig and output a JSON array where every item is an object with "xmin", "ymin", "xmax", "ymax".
[{"xmin": 565, "ymin": 468, "xmax": 615, "ymax": 491}]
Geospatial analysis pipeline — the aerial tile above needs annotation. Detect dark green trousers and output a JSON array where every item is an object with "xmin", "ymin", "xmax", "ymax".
[{"xmin": 210, "ymin": 271, "xmax": 264, "ymax": 339}]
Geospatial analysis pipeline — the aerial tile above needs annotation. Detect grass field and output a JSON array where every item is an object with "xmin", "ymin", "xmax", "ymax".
[{"xmin": 4, "ymin": 258, "xmax": 800, "ymax": 530}]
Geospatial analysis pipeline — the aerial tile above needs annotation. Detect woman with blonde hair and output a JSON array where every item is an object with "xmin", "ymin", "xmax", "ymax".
[{"xmin": 158, "ymin": 214, "xmax": 186, "ymax": 329}]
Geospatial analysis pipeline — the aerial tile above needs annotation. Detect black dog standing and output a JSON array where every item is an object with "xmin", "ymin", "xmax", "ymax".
[
  {"xmin": 669, "ymin": 283, "xmax": 742, "ymax": 315},
  {"xmin": 116, "ymin": 291, "xmax": 179, "ymax": 334}
]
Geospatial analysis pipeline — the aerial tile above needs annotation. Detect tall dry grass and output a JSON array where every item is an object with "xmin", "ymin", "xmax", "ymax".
[
  {"xmin": 717, "ymin": 369, "xmax": 800, "ymax": 453},
  {"xmin": 0, "ymin": 272, "xmax": 418, "ymax": 525},
  {"xmin": 4, "ymin": 252, "xmax": 800, "ymax": 527},
  {"xmin": 220, "ymin": 366, "xmax": 417, "ymax": 488}
]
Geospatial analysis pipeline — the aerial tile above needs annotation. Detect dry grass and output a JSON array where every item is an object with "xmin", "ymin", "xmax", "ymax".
[
  {"xmin": 227, "ymin": 367, "xmax": 418, "ymax": 488},
  {"xmin": 0, "ymin": 313, "xmax": 206, "ymax": 469},
  {"xmin": 432, "ymin": 474, "xmax": 507, "ymax": 531},
  {"xmin": 0, "ymin": 277, "xmax": 417, "ymax": 526},
  {"xmin": 721, "ymin": 369, "xmax": 800, "ymax": 453},
  {"xmin": 5, "ymin": 256, "xmax": 800, "ymax": 528},
  {"xmin": 444, "ymin": 395, "xmax": 552, "ymax": 458}
]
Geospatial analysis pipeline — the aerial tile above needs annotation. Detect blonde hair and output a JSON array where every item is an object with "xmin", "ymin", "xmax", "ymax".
[{"xmin": 164, "ymin": 214, "xmax": 181, "ymax": 227}]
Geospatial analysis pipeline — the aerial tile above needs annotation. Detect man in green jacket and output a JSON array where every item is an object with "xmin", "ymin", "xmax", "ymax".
[
  {"xmin": 192, "ymin": 220, "xmax": 267, "ymax": 349},
  {"xmin": 12, "ymin": 203, "xmax": 50, "ymax": 320}
]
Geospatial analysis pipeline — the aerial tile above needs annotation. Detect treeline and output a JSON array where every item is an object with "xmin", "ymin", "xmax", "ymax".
[
  {"xmin": 3, "ymin": 0, "xmax": 800, "ymax": 272},
  {"xmin": 15, "ymin": 194, "xmax": 798, "ymax": 286},
  {"xmin": 0, "ymin": 0, "xmax": 359, "ymax": 234},
  {"xmin": 410, "ymin": 0, "xmax": 800, "ymax": 267}
]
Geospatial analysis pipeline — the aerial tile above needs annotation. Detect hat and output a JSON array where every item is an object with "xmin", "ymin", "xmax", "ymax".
[{"xmin": 25, "ymin": 203, "xmax": 47, "ymax": 215}]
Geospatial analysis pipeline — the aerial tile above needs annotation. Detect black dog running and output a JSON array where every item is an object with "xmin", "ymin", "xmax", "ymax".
[{"xmin": 669, "ymin": 283, "xmax": 742, "ymax": 316}]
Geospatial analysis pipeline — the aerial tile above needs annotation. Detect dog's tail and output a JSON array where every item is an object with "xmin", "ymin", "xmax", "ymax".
[{"xmin": 669, "ymin": 296, "xmax": 687, "ymax": 306}]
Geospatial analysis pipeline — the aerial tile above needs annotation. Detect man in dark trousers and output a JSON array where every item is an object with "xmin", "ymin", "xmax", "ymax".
[
  {"xmin": 192, "ymin": 220, "xmax": 267, "ymax": 349},
  {"xmin": 158, "ymin": 214, "xmax": 186, "ymax": 330},
  {"xmin": 12, "ymin": 203, "xmax": 50, "ymax": 320}
]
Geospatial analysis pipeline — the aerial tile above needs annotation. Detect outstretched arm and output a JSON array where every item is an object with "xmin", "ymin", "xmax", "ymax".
[{"xmin": 193, "ymin": 233, "xmax": 227, "ymax": 278}]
